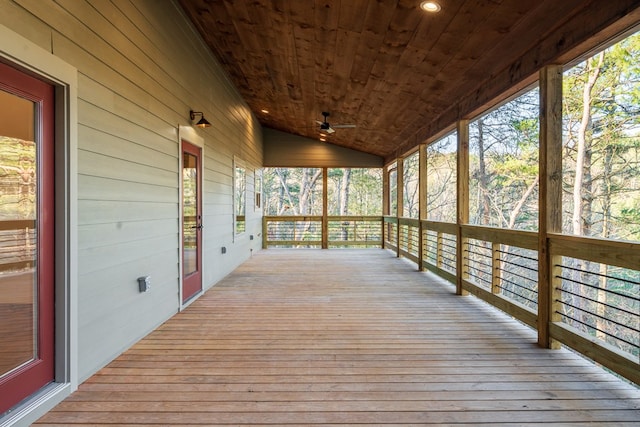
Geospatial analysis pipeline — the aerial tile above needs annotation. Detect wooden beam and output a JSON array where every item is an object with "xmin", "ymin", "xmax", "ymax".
[
  {"xmin": 538, "ymin": 65, "xmax": 563, "ymax": 349},
  {"xmin": 418, "ymin": 144, "xmax": 427, "ymax": 271},
  {"xmin": 456, "ymin": 120, "xmax": 469, "ymax": 296},
  {"xmin": 396, "ymin": 158, "xmax": 404, "ymax": 257},
  {"xmin": 322, "ymin": 167, "xmax": 328, "ymax": 249},
  {"xmin": 382, "ymin": 167, "xmax": 390, "ymax": 249}
]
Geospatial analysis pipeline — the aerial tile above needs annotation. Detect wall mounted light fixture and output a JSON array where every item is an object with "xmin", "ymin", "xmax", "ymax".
[{"xmin": 190, "ymin": 110, "xmax": 212, "ymax": 128}]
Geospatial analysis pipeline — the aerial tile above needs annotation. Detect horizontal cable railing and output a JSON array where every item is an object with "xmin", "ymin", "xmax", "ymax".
[
  {"xmin": 496, "ymin": 246, "xmax": 539, "ymax": 312},
  {"xmin": 263, "ymin": 216, "xmax": 383, "ymax": 248},
  {"xmin": 263, "ymin": 216, "xmax": 323, "ymax": 248},
  {"xmin": 422, "ymin": 220, "xmax": 457, "ymax": 282},
  {"xmin": 327, "ymin": 216, "xmax": 383, "ymax": 248},
  {"xmin": 398, "ymin": 218, "xmax": 420, "ymax": 263},
  {"xmin": 383, "ymin": 216, "xmax": 398, "ymax": 251},
  {"xmin": 459, "ymin": 225, "xmax": 539, "ymax": 329},
  {"xmin": 548, "ymin": 234, "xmax": 639, "ymax": 383}
]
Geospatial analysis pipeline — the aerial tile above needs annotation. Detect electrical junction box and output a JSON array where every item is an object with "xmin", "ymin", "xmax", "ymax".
[{"xmin": 138, "ymin": 276, "xmax": 151, "ymax": 293}]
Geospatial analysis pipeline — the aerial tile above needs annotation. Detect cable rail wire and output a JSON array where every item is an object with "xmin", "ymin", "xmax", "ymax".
[
  {"xmin": 498, "ymin": 274, "xmax": 538, "ymax": 294},
  {"xmin": 557, "ymin": 286, "xmax": 639, "ymax": 319},
  {"xmin": 464, "ymin": 256, "xmax": 492, "ymax": 270},
  {"xmin": 556, "ymin": 307, "xmax": 640, "ymax": 350},
  {"xmin": 466, "ymin": 270, "xmax": 492, "ymax": 287},
  {"xmin": 496, "ymin": 266, "xmax": 538, "ymax": 285},
  {"xmin": 496, "ymin": 283, "xmax": 538, "ymax": 306},
  {"xmin": 496, "ymin": 248, "xmax": 538, "ymax": 263},
  {"xmin": 556, "ymin": 273, "xmax": 640, "ymax": 302},
  {"xmin": 558, "ymin": 263, "xmax": 640, "ymax": 288}
]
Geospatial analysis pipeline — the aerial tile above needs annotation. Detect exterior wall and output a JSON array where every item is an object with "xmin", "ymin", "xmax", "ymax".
[
  {"xmin": 0, "ymin": 0, "xmax": 262, "ymax": 397},
  {"xmin": 264, "ymin": 128, "xmax": 383, "ymax": 168}
]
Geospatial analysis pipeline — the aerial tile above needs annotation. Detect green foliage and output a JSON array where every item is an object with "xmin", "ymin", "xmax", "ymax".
[
  {"xmin": 563, "ymin": 32, "xmax": 640, "ymax": 242},
  {"xmin": 0, "ymin": 136, "xmax": 36, "ymax": 220},
  {"xmin": 263, "ymin": 167, "xmax": 382, "ymax": 217},
  {"xmin": 426, "ymin": 133, "xmax": 457, "ymax": 222},
  {"xmin": 468, "ymin": 87, "xmax": 540, "ymax": 230}
]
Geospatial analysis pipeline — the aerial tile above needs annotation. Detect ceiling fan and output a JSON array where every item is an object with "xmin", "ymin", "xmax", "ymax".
[{"xmin": 316, "ymin": 112, "xmax": 356, "ymax": 134}]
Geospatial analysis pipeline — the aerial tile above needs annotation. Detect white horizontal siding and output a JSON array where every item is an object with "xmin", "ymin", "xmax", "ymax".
[{"xmin": 0, "ymin": 0, "xmax": 263, "ymax": 384}]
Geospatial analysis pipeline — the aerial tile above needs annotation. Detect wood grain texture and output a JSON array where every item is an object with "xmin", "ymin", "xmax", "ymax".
[
  {"xmin": 179, "ymin": 0, "xmax": 640, "ymax": 161},
  {"xmin": 35, "ymin": 250, "xmax": 640, "ymax": 426}
]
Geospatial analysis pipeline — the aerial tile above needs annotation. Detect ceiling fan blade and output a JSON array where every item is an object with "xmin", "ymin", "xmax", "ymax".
[
  {"xmin": 332, "ymin": 124, "xmax": 356, "ymax": 128},
  {"xmin": 325, "ymin": 127, "xmax": 336, "ymax": 134},
  {"xmin": 315, "ymin": 120, "xmax": 324, "ymax": 125}
]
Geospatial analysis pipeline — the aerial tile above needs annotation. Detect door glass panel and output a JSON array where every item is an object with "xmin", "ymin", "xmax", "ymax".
[
  {"xmin": 235, "ymin": 165, "xmax": 246, "ymax": 234},
  {"xmin": 0, "ymin": 89, "xmax": 38, "ymax": 378},
  {"xmin": 183, "ymin": 152, "xmax": 198, "ymax": 276}
]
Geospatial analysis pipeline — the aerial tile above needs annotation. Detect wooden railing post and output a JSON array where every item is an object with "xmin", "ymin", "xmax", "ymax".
[
  {"xmin": 539, "ymin": 65, "xmax": 563, "ymax": 349},
  {"xmin": 436, "ymin": 231, "xmax": 443, "ymax": 269},
  {"xmin": 491, "ymin": 242, "xmax": 501, "ymax": 295},
  {"xmin": 456, "ymin": 120, "xmax": 470, "ymax": 296}
]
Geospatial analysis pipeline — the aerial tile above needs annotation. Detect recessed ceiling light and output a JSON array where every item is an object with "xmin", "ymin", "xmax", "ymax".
[
  {"xmin": 260, "ymin": 109, "xmax": 269, "ymax": 114},
  {"xmin": 420, "ymin": 1, "xmax": 441, "ymax": 12}
]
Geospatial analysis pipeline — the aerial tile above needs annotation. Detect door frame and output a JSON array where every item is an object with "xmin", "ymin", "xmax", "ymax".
[
  {"xmin": 178, "ymin": 128, "xmax": 204, "ymax": 310},
  {"xmin": 0, "ymin": 58, "xmax": 56, "ymax": 416},
  {"xmin": 0, "ymin": 24, "xmax": 78, "ymax": 426}
]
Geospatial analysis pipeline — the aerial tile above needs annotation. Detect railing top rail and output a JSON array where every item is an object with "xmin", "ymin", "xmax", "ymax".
[
  {"xmin": 461, "ymin": 224, "xmax": 538, "ymax": 250},
  {"xmin": 548, "ymin": 232, "xmax": 640, "ymax": 271},
  {"xmin": 265, "ymin": 215, "xmax": 384, "ymax": 221},
  {"xmin": 422, "ymin": 220, "xmax": 457, "ymax": 235},
  {"xmin": 398, "ymin": 217, "xmax": 420, "ymax": 226},
  {"xmin": 383, "ymin": 216, "xmax": 399, "ymax": 224},
  {"xmin": 327, "ymin": 216, "xmax": 384, "ymax": 221},
  {"xmin": 264, "ymin": 215, "xmax": 323, "ymax": 221}
]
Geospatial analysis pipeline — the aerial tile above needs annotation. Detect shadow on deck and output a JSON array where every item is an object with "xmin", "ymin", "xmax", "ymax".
[{"xmin": 36, "ymin": 249, "xmax": 640, "ymax": 425}]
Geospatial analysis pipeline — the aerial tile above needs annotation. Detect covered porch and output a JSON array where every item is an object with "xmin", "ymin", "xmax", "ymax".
[{"xmin": 35, "ymin": 249, "xmax": 640, "ymax": 425}]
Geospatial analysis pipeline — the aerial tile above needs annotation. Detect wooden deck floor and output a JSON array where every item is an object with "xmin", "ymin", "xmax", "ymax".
[{"xmin": 36, "ymin": 249, "xmax": 640, "ymax": 426}]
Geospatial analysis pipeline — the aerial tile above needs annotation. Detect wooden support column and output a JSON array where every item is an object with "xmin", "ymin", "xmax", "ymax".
[
  {"xmin": 382, "ymin": 168, "xmax": 390, "ymax": 216},
  {"xmin": 538, "ymin": 65, "xmax": 563, "ymax": 349},
  {"xmin": 456, "ymin": 120, "xmax": 470, "ymax": 296},
  {"xmin": 418, "ymin": 144, "xmax": 428, "ymax": 271},
  {"xmin": 396, "ymin": 157, "xmax": 404, "ymax": 257},
  {"xmin": 322, "ymin": 167, "xmax": 328, "ymax": 249},
  {"xmin": 382, "ymin": 166, "xmax": 389, "ymax": 248}
]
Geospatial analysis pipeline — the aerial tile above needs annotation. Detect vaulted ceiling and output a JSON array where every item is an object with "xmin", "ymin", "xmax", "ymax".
[{"xmin": 178, "ymin": 0, "xmax": 640, "ymax": 161}]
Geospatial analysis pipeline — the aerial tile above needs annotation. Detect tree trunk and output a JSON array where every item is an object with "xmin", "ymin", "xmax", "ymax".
[
  {"xmin": 298, "ymin": 168, "xmax": 322, "ymax": 241},
  {"xmin": 477, "ymin": 119, "xmax": 491, "ymax": 225},
  {"xmin": 572, "ymin": 52, "xmax": 603, "ymax": 236},
  {"xmin": 596, "ymin": 145, "xmax": 614, "ymax": 341},
  {"xmin": 571, "ymin": 52, "xmax": 604, "ymax": 327}
]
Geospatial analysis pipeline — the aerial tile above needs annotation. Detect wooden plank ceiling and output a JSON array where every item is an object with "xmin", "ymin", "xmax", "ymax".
[{"xmin": 178, "ymin": 0, "xmax": 637, "ymax": 160}]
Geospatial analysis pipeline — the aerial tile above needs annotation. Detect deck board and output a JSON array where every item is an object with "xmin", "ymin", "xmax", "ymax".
[{"xmin": 35, "ymin": 249, "xmax": 640, "ymax": 426}]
